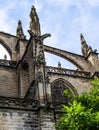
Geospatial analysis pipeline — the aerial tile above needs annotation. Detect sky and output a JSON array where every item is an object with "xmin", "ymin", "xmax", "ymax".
[{"xmin": 0, "ymin": 0, "xmax": 99, "ymax": 69}]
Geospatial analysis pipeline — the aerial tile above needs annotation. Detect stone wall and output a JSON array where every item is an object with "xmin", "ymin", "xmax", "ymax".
[
  {"xmin": 0, "ymin": 109, "xmax": 40, "ymax": 130},
  {"xmin": 20, "ymin": 67, "xmax": 30, "ymax": 97},
  {"xmin": 49, "ymin": 73, "xmax": 93, "ymax": 95},
  {"xmin": 0, "ymin": 66, "xmax": 18, "ymax": 97},
  {"xmin": 18, "ymin": 39, "xmax": 35, "ymax": 97},
  {"xmin": 40, "ymin": 109, "xmax": 55, "ymax": 130},
  {"xmin": 0, "ymin": 108, "xmax": 57, "ymax": 130},
  {"xmin": 17, "ymin": 40, "xmax": 28, "ymax": 61}
]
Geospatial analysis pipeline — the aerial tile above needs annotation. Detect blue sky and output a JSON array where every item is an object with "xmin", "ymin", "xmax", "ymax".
[{"xmin": 0, "ymin": 0, "xmax": 99, "ymax": 69}]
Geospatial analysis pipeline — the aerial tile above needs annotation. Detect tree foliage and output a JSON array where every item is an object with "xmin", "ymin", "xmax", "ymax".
[{"xmin": 55, "ymin": 78, "xmax": 99, "ymax": 130}]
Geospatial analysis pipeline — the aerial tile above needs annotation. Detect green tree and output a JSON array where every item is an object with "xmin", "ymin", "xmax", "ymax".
[{"xmin": 55, "ymin": 78, "xmax": 99, "ymax": 130}]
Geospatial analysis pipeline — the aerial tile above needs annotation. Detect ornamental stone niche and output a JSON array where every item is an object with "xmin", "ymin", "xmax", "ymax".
[{"xmin": 0, "ymin": 5, "xmax": 98, "ymax": 130}]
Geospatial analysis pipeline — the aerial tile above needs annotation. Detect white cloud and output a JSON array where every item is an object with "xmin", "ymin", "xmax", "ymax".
[
  {"xmin": 86, "ymin": 0, "xmax": 99, "ymax": 7},
  {"xmin": 46, "ymin": 0, "xmax": 99, "ymax": 8},
  {"xmin": 47, "ymin": 0, "xmax": 77, "ymax": 6},
  {"xmin": 0, "ymin": 9, "xmax": 14, "ymax": 33},
  {"xmin": 0, "ymin": 1, "xmax": 19, "ymax": 33},
  {"xmin": 34, "ymin": 0, "xmax": 43, "ymax": 12},
  {"xmin": 0, "ymin": 0, "xmax": 32, "ymax": 35},
  {"xmin": 42, "ymin": 0, "xmax": 99, "ymax": 52}
]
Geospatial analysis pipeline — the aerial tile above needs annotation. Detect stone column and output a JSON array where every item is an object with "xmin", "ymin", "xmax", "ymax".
[
  {"xmin": 38, "ymin": 82, "xmax": 45, "ymax": 104},
  {"xmin": 46, "ymin": 83, "xmax": 52, "ymax": 103}
]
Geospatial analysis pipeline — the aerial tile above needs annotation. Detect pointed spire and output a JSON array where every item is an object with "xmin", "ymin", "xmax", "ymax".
[
  {"xmin": 58, "ymin": 61, "xmax": 61, "ymax": 68},
  {"xmin": 29, "ymin": 5, "xmax": 41, "ymax": 35},
  {"xmin": 80, "ymin": 33, "xmax": 87, "ymax": 45},
  {"xmin": 16, "ymin": 20, "xmax": 26, "ymax": 39},
  {"xmin": 4, "ymin": 55, "xmax": 7, "ymax": 60},
  {"xmin": 80, "ymin": 33, "xmax": 88, "ymax": 56},
  {"xmin": 80, "ymin": 33, "xmax": 97, "ymax": 57},
  {"xmin": 80, "ymin": 33, "xmax": 95, "ymax": 57}
]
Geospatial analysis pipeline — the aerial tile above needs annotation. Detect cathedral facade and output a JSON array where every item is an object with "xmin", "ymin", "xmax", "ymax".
[{"xmin": 0, "ymin": 5, "xmax": 99, "ymax": 130}]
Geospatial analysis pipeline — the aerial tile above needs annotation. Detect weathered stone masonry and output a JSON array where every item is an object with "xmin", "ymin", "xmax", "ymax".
[{"xmin": 0, "ymin": 5, "xmax": 99, "ymax": 130}]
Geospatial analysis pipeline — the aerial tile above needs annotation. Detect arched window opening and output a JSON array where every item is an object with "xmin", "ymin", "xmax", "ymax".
[
  {"xmin": 0, "ymin": 44, "xmax": 11, "ymax": 60},
  {"xmin": 45, "ymin": 52, "xmax": 77, "ymax": 70},
  {"xmin": 51, "ymin": 79, "xmax": 77, "ymax": 109}
]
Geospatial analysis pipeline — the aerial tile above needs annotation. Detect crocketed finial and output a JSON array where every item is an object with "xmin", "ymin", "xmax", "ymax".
[
  {"xmin": 16, "ymin": 20, "xmax": 26, "ymax": 39},
  {"xmin": 29, "ymin": 5, "xmax": 41, "ymax": 35}
]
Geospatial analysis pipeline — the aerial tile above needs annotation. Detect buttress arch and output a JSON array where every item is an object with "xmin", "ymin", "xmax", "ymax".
[{"xmin": 44, "ymin": 45, "xmax": 85, "ymax": 70}]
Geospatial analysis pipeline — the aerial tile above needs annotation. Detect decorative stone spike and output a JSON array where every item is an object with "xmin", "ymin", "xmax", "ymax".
[
  {"xmin": 29, "ymin": 5, "xmax": 41, "ymax": 35},
  {"xmin": 58, "ymin": 61, "xmax": 61, "ymax": 68},
  {"xmin": 80, "ymin": 33, "xmax": 97, "ymax": 57},
  {"xmin": 16, "ymin": 20, "xmax": 26, "ymax": 39},
  {"xmin": 4, "ymin": 55, "xmax": 7, "ymax": 60},
  {"xmin": 80, "ymin": 33, "xmax": 88, "ymax": 56},
  {"xmin": 80, "ymin": 33, "xmax": 87, "ymax": 44}
]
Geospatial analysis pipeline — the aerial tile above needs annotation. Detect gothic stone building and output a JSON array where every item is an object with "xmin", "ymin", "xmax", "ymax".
[{"xmin": 0, "ymin": 5, "xmax": 99, "ymax": 130}]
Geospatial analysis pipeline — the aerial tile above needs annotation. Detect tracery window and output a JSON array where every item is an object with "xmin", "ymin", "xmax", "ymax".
[{"xmin": 51, "ymin": 80, "xmax": 74, "ymax": 109}]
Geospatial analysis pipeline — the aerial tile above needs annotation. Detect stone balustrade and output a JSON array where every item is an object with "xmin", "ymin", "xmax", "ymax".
[
  {"xmin": 0, "ymin": 59, "xmax": 17, "ymax": 67},
  {"xmin": 46, "ymin": 66, "xmax": 91, "ymax": 78}
]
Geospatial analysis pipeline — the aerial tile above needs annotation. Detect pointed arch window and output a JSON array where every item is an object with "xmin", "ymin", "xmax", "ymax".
[
  {"xmin": 51, "ymin": 80, "xmax": 71, "ymax": 103},
  {"xmin": 51, "ymin": 79, "xmax": 77, "ymax": 109}
]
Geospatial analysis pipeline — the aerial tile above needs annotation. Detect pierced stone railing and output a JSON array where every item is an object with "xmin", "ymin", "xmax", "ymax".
[
  {"xmin": 46, "ymin": 66, "xmax": 91, "ymax": 78},
  {"xmin": 0, "ymin": 96, "xmax": 39, "ymax": 110},
  {"xmin": 0, "ymin": 59, "xmax": 17, "ymax": 67}
]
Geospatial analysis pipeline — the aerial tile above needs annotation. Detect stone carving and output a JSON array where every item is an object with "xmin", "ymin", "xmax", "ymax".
[
  {"xmin": 44, "ymin": 67, "xmax": 50, "ymax": 83},
  {"xmin": 36, "ymin": 71, "xmax": 43, "ymax": 82},
  {"xmin": 29, "ymin": 5, "xmax": 41, "ymax": 35},
  {"xmin": 45, "ymin": 73, "xmax": 50, "ymax": 83},
  {"xmin": 0, "ymin": 96, "xmax": 39, "ymax": 110},
  {"xmin": 16, "ymin": 20, "xmax": 26, "ymax": 39},
  {"xmin": 36, "ymin": 33, "xmax": 51, "ymax": 44},
  {"xmin": 36, "ymin": 50, "xmax": 45, "ymax": 66},
  {"xmin": 58, "ymin": 61, "xmax": 61, "ymax": 68},
  {"xmin": 0, "ymin": 59, "xmax": 17, "ymax": 67},
  {"xmin": 80, "ymin": 33, "xmax": 97, "ymax": 57},
  {"xmin": 4, "ymin": 55, "xmax": 7, "ymax": 60},
  {"xmin": 28, "ymin": 30, "xmax": 51, "ymax": 44}
]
